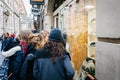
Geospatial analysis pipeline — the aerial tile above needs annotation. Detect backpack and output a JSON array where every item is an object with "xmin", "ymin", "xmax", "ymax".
[
  {"xmin": 21, "ymin": 53, "xmax": 35, "ymax": 80},
  {"xmin": 0, "ymin": 58, "xmax": 9, "ymax": 80},
  {"xmin": 79, "ymin": 57, "xmax": 95, "ymax": 80}
]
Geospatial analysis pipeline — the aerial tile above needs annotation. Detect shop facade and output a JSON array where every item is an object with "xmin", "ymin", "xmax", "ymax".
[{"xmin": 41, "ymin": 0, "xmax": 96, "ymax": 76}]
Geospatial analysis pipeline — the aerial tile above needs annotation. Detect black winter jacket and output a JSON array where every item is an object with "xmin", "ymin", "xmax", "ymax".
[
  {"xmin": 1, "ymin": 40, "xmax": 23, "ymax": 80},
  {"xmin": 21, "ymin": 45, "xmax": 36, "ymax": 80}
]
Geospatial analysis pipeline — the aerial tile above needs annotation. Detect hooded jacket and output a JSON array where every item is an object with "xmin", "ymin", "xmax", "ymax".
[
  {"xmin": 1, "ymin": 46, "xmax": 21, "ymax": 57},
  {"xmin": 1, "ymin": 40, "xmax": 23, "ymax": 80}
]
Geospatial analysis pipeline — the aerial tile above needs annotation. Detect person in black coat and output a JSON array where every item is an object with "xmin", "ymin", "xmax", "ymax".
[
  {"xmin": 20, "ymin": 44, "xmax": 36, "ymax": 80},
  {"xmin": 21, "ymin": 33, "xmax": 45, "ymax": 80},
  {"xmin": 1, "ymin": 38, "xmax": 23, "ymax": 80},
  {"xmin": 1, "ymin": 32, "xmax": 10, "ymax": 51}
]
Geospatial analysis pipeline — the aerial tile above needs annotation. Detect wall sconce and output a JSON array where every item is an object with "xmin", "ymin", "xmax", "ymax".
[
  {"xmin": 34, "ymin": 16, "xmax": 38, "ymax": 21},
  {"xmin": 76, "ymin": 0, "xmax": 79, "ymax": 3},
  {"xmin": 3, "ymin": 9, "xmax": 10, "ymax": 16},
  {"xmin": 85, "ymin": 0, "xmax": 94, "ymax": 9},
  {"xmin": 85, "ymin": 5, "xmax": 94, "ymax": 9}
]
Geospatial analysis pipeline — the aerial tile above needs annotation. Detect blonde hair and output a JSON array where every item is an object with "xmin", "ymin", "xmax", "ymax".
[
  {"xmin": 28, "ymin": 33, "xmax": 44, "ymax": 49},
  {"xmin": 40, "ymin": 30, "xmax": 49, "ymax": 43},
  {"xmin": 37, "ymin": 33, "xmax": 44, "ymax": 49}
]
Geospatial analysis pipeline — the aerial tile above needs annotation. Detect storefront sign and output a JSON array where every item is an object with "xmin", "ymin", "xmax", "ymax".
[
  {"xmin": 31, "ymin": 8, "xmax": 40, "ymax": 15},
  {"xmin": 30, "ymin": 0, "xmax": 44, "ymax": 5}
]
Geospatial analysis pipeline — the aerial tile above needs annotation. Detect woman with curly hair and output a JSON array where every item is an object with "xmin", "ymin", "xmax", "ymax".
[
  {"xmin": 39, "ymin": 30, "xmax": 49, "ymax": 43},
  {"xmin": 33, "ymin": 28, "xmax": 75, "ymax": 80}
]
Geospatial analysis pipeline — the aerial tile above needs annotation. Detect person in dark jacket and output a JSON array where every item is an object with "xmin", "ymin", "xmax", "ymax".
[
  {"xmin": 19, "ymin": 30, "xmax": 32, "ymax": 59},
  {"xmin": 33, "ymin": 28, "xmax": 75, "ymax": 80},
  {"xmin": 1, "ymin": 38, "xmax": 23, "ymax": 80},
  {"xmin": 1, "ymin": 32, "xmax": 10, "ymax": 51},
  {"xmin": 20, "ymin": 44, "xmax": 36, "ymax": 80},
  {"xmin": 21, "ymin": 33, "xmax": 45, "ymax": 80}
]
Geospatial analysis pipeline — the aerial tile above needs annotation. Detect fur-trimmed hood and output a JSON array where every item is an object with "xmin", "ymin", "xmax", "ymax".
[{"xmin": 1, "ymin": 46, "xmax": 21, "ymax": 57}]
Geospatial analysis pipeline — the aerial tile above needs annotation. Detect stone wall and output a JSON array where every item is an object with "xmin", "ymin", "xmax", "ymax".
[
  {"xmin": 0, "ymin": 1, "xmax": 3, "ymax": 36},
  {"xmin": 96, "ymin": 0, "xmax": 120, "ymax": 80}
]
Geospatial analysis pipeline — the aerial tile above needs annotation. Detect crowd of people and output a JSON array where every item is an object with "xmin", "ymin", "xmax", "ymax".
[
  {"xmin": 0, "ymin": 28, "xmax": 75, "ymax": 80},
  {"xmin": 0, "ymin": 28, "xmax": 95, "ymax": 80}
]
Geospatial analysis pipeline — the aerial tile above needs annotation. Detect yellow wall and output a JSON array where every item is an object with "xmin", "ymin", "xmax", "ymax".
[{"xmin": 66, "ymin": 0, "xmax": 88, "ymax": 72}]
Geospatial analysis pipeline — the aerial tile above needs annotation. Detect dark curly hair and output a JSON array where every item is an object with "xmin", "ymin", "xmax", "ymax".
[{"xmin": 44, "ymin": 40, "xmax": 65, "ymax": 63}]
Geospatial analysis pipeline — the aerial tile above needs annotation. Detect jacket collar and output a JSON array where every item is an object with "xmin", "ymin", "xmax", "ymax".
[{"xmin": 1, "ymin": 46, "xmax": 21, "ymax": 57}]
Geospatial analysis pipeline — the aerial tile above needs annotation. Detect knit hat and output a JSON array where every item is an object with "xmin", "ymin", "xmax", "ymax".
[{"xmin": 49, "ymin": 28, "xmax": 63, "ymax": 42}]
